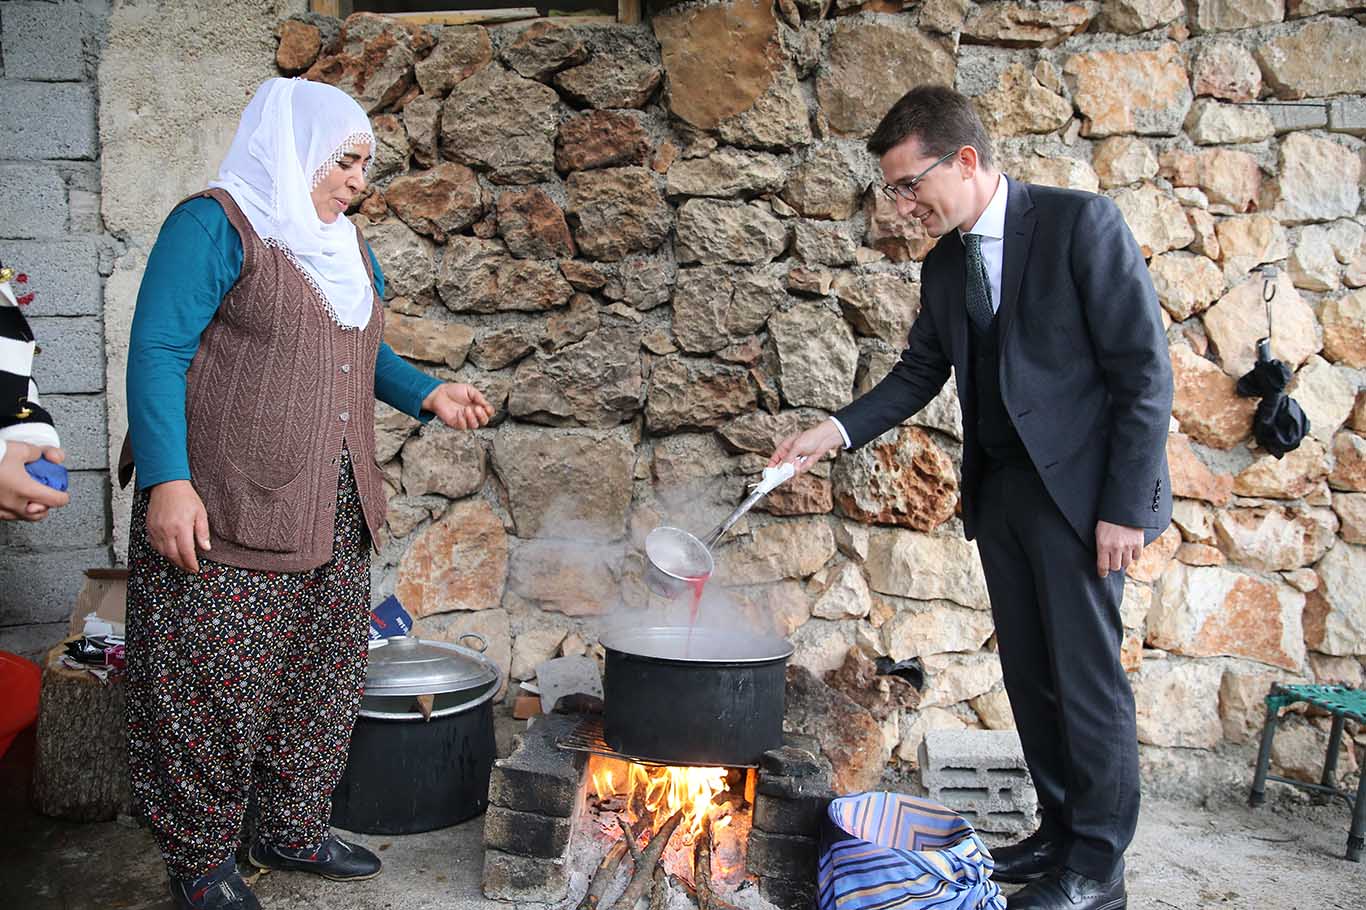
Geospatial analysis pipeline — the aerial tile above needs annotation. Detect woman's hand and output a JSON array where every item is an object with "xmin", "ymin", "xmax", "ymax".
[
  {"xmin": 0, "ymin": 442, "xmax": 70, "ymax": 521},
  {"xmin": 422, "ymin": 382, "xmax": 495, "ymax": 430},
  {"xmin": 146, "ymin": 479, "xmax": 210, "ymax": 574}
]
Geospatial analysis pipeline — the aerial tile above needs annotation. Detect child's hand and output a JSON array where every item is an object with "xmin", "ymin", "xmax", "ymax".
[{"xmin": 0, "ymin": 442, "xmax": 70, "ymax": 521}]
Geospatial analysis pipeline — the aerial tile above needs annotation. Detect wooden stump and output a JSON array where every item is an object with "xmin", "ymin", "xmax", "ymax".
[{"xmin": 31, "ymin": 638, "xmax": 130, "ymax": 821}]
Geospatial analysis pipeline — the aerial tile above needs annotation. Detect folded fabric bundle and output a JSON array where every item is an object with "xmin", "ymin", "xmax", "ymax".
[{"xmin": 817, "ymin": 792, "xmax": 1005, "ymax": 910}]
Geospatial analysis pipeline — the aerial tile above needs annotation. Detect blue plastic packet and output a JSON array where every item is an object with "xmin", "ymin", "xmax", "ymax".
[
  {"xmin": 25, "ymin": 456, "xmax": 68, "ymax": 492},
  {"xmin": 369, "ymin": 594, "xmax": 413, "ymax": 641}
]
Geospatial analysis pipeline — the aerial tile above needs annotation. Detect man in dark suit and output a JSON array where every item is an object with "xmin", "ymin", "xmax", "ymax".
[{"xmin": 771, "ymin": 86, "xmax": 1172, "ymax": 910}]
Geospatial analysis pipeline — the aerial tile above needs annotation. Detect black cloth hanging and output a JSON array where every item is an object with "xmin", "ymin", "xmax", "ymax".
[{"xmin": 1234, "ymin": 268, "xmax": 1309, "ymax": 459}]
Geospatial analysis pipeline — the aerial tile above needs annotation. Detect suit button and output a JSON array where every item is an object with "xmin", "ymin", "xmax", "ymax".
[
  {"xmin": 341, "ymin": 364, "xmax": 352, "ymax": 374},
  {"xmin": 339, "ymin": 412, "xmax": 350, "ymax": 422}
]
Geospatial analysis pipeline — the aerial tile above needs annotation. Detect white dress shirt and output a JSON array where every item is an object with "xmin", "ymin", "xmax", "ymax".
[{"xmin": 828, "ymin": 174, "xmax": 1010, "ymax": 450}]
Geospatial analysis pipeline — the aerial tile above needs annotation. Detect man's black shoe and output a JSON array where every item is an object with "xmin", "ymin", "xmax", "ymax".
[
  {"xmin": 1006, "ymin": 866, "xmax": 1127, "ymax": 910},
  {"xmin": 170, "ymin": 870, "xmax": 262, "ymax": 910},
  {"xmin": 989, "ymin": 830, "xmax": 1064, "ymax": 883},
  {"xmin": 249, "ymin": 833, "xmax": 382, "ymax": 882}
]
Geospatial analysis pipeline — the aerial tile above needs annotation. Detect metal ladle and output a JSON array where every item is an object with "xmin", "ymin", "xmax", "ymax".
[{"xmin": 643, "ymin": 461, "xmax": 802, "ymax": 598}]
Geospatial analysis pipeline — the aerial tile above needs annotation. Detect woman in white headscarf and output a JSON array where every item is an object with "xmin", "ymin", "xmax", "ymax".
[{"xmin": 121, "ymin": 77, "xmax": 492, "ymax": 910}]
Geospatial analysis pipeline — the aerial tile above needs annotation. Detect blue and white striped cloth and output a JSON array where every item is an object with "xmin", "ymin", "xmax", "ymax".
[{"xmin": 817, "ymin": 792, "xmax": 1005, "ymax": 910}]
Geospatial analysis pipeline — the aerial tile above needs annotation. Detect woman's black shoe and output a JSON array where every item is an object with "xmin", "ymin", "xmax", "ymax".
[
  {"xmin": 989, "ymin": 830, "xmax": 1064, "ymax": 883},
  {"xmin": 249, "ymin": 833, "xmax": 382, "ymax": 882},
  {"xmin": 170, "ymin": 871, "xmax": 262, "ymax": 910}
]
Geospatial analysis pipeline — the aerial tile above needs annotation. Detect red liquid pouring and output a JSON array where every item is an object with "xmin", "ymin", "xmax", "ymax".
[{"xmin": 684, "ymin": 574, "xmax": 708, "ymax": 658}]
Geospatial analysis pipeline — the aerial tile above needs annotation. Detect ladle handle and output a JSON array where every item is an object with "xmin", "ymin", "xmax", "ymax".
[{"xmin": 703, "ymin": 487, "xmax": 767, "ymax": 549}]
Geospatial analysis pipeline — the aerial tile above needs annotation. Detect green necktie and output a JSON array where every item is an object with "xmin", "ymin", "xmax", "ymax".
[{"xmin": 964, "ymin": 233, "xmax": 994, "ymax": 331}]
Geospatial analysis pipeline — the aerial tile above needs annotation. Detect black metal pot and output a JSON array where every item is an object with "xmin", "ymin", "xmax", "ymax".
[
  {"xmin": 600, "ymin": 625, "xmax": 792, "ymax": 767},
  {"xmin": 330, "ymin": 635, "xmax": 500, "ymax": 835}
]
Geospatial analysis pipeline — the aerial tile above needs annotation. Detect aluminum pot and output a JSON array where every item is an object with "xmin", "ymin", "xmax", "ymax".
[
  {"xmin": 600, "ymin": 625, "xmax": 792, "ymax": 767},
  {"xmin": 330, "ymin": 634, "xmax": 500, "ymax": 835}
]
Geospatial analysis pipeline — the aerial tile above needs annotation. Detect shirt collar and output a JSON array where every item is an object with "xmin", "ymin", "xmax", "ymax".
[{"xmin": 959, "ymin": 173, "xmax": 1008, "ymax": 241}]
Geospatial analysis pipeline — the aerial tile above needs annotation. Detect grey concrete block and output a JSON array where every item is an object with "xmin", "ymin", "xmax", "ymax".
[
  {"xmin": 0, "ymin": 238, "xmax": 103, "ymax": 316},
  {"xmin": 753, "ymin": 791, "xmax": 832, "ymax": 837},
  {"xmin": 0, "ymin": 164, "xmax": 68, "ymax": 239},
  {"xmin": 1263, "ymin": 101, "xmax": 1329, "ymax": 134},
  {"xmin": 28, "ymin": 315, "xmax": 104, "ymax": 394},
  {"xmin": 759, "ymin": 875, "xmax": 817, "ymax": 910},
  {"xmin": 748, "ymin": 829, "xmax": 819, "ymax": 881},
  {"xmin": 40, "ymin": 393, "xmax": 107, "ymax": 470},
  {"xmin": 1329, "ymin": 97, "xmax": 1366, "ymax": 137},
  {"xmin": 482, "ymin": 805, "xmax": 572, "ymax": 858},
  {"xmin": 0, "ymin": 81, "xmax": 97, "ymax": 159},
  {"xmin": 0, "ymin": 543, "xmax": 112, "ymax": 626},
  {"xmin": 488, "ymin": 713, "xmax": 584, "ymax": 816},
  {"xmin": 919, "ymin": 729, "xmax": 1039, "ymax": 835},
  {"xmin": 0, "ymin": 469, "xmax": 110, "ymax": 552},
  {"xmin": 482, "ymin": 848, "xmax": 569, "ymax": 902},
  {"xmin": 0, "ymin": 3, "xmax": 92, "ymax": 81},
  {"xmin": 0, "ymin": 621, "xmax": 68, "ymax": 664}
]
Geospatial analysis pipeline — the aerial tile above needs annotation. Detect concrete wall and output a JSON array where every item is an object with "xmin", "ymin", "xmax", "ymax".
[
  {"xmin": 0, "ymin": 0, "xmax": 303, "ymax": 660},
  {"xmin": 0, "ymin": 0, "xmax": 115, "ymax": 658}
]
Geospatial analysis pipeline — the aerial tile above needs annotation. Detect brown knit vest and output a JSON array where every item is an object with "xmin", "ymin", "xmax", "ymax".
[{"xmin": 122, "ymin": 189, "xmax": 388, "ymax": 572}]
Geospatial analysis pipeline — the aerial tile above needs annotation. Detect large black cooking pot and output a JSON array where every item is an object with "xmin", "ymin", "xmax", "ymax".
[
  {"xmin": 331, "ymin": 634, "xmax": 499, "ymax": 835},
  {"xmin": 601, "ymin": 625, "xmax": 793, "ymax": 767}
]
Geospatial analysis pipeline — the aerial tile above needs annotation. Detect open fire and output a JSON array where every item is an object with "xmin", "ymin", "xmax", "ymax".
[{"xmin": 578, "ymin": 754, "xmax": 756, "ymax": 910}]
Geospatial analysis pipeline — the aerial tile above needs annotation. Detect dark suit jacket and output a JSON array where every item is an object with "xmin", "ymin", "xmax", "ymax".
[{"xmin": 834, "ymin": 178, "xmax": 1174, "ymax": 547}]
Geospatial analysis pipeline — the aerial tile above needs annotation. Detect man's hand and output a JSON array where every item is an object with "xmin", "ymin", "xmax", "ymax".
[
  {"xmin": 423, "ymin": 383, "xmax": 494, "ymax": 430},
  {"xmin": 0, "ymin": 442, "xmax": 70, "ymax": 521},
  {"xmin": 147, "ymin": 479, "xmax": 210, "ymax": 574},
  {"xmin": 769, "ymin": 418, "xmax": 845, "ymax": 476},
  {"xmin": 1095, "ymin": 520, "xmax": 1144, "ymax": 578}
]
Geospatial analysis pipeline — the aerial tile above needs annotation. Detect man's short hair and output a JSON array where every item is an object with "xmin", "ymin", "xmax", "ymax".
[{"xmin": 866, "ymin": 85, "xmax": 994, "ymax": 170}]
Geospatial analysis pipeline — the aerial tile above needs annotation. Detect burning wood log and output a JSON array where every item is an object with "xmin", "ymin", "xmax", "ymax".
[
  {"xmin": 647, "ymin": 866, "xmax": 669, "ymax": 910},
  {"xmin": 606, "ymin": 810, "xmax": 683, "ymax": 910},
  {"xmin": 694, "ymin": 813, "xmax": 714, "ymax": 910},
  {"xmin": 576, "ymin": 840, "xmax": 629, "ymax": 910},
  {"xmin": 619, "ymin": 817, "xmax": 643, "ymax": 864}
]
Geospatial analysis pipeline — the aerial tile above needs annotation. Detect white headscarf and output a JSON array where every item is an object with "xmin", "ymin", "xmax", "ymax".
[{"xmin": 209, "ymin": 77, "xmax": 376, "ymax": 329}]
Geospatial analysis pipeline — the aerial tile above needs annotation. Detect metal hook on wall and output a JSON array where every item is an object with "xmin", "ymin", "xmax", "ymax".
[{"xmin": 1257, "ymin": 264, "xmax": 1278, "ymax": 363}]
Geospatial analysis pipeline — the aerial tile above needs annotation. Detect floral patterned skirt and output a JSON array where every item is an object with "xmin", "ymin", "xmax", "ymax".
[{"xmin": 125, "ymin": 448, "xmax": 371, "ymax": 880}]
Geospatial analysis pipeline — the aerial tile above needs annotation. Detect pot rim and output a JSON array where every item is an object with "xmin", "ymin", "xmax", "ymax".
[
  {"xmin": 600, "ymin": 624, "xmax": 794, "ymax": 665},
  {"xmin": 357, "ymin": 679, "xmax": 499, "ymax": 721}
]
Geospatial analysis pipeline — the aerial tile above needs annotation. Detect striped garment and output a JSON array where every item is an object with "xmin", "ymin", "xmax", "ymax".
[
  {"xmin": 0, "ymin": 264, "xmax": 59, "ymax": 460},
  {"xmin": 817, "ymin": 792, "xmax": 1005, "ymax": 910}
]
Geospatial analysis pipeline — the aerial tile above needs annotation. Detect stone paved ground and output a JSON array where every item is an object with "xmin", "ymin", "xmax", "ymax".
[{"xmin": 3, "ymin": 725, "xmax": 1363, "ymax": 910}]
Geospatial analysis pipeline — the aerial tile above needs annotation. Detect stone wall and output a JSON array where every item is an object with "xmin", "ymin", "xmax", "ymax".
[
  {"xmin": 271, "ymin": 1, "xmax": 1366, "ymax": 793},
  {"xmin": 0, "ymin": 0, "xmax": 115, "ymax": 656}
]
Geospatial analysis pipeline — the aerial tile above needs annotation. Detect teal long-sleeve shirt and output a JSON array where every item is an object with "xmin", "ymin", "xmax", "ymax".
[{"xmin": 127, "ymin": 196, "xmax": 440, "ymax": 490}]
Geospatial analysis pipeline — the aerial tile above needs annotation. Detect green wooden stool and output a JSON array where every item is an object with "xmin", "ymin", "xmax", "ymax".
[{"xmin": 1249, "ymin": 683, "xmax": 1366, "ymax": 862}]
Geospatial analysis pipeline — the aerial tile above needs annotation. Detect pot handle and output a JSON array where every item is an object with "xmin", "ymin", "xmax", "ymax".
[{"xmin": 459, "ymin": 632, "xmax": 488, "ymax": 653}]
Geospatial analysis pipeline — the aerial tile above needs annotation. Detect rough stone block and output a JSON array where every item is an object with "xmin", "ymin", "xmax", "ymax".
[
  {"xmin": 487, "ymin": 713, "xmax": 584, "ymax": 816},
  {"xmin": 0, "ymin": 3, "xmax": 92, "ymax": 81},
  {"xmin": 41, "ymin": 394, "xmax": 107, "ymax": 470},
  {"xmin": 0, "ymin": 239, "xmax": 103, "ymax": 316},
  {"xmin": 754, "ymin": 791, "xmax": 833, "ymax": 836},
  {"xmin": 1263, "ymin": 101, "xmax": 1329, "ymax": 134},
  {"xmin": 483, "ymin": 804, "xmax": 573, "ymax": 858},
  {"xmin": 759, "ymin": 874, "xmax": 817, "ymax": 910},
  {"xmin": 1329, "ymin": 97, "xmax": 1366, "ymax": 137},
  {"xmin": 747, "ymin": 829, "xmax": 819, "ymax": 881},
  {"xmin": 482, "ymin": 847, "xmax": 570, "ymax": 902},
  {"xmin": 28, "ymin": 316, "xmax": 104, "ymax": 394},
  {"xmin": 0, "ymin": 81, "xmax": 97, "ymax": 159},
  {"xmin": 0, "ymin": 544, "xmax": 113, "ymax": 626},
  {"xmin": 0, "ymin": 164, "xmax": 68, "ymax": 239},
  {"xmin": 0, "ymin": 470, "xmax": 110, "ymax": 552}
]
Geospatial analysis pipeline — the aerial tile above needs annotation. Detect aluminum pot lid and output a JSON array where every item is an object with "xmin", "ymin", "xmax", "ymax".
[{"xmin": 364, "ymin": 634, "xmax": 499, "ymax": 697}]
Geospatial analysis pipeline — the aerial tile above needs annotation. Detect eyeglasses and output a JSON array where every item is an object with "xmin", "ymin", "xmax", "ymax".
[{"xmin": 881, "ymin": 149, "xmax": 959, "ymax": 202}]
